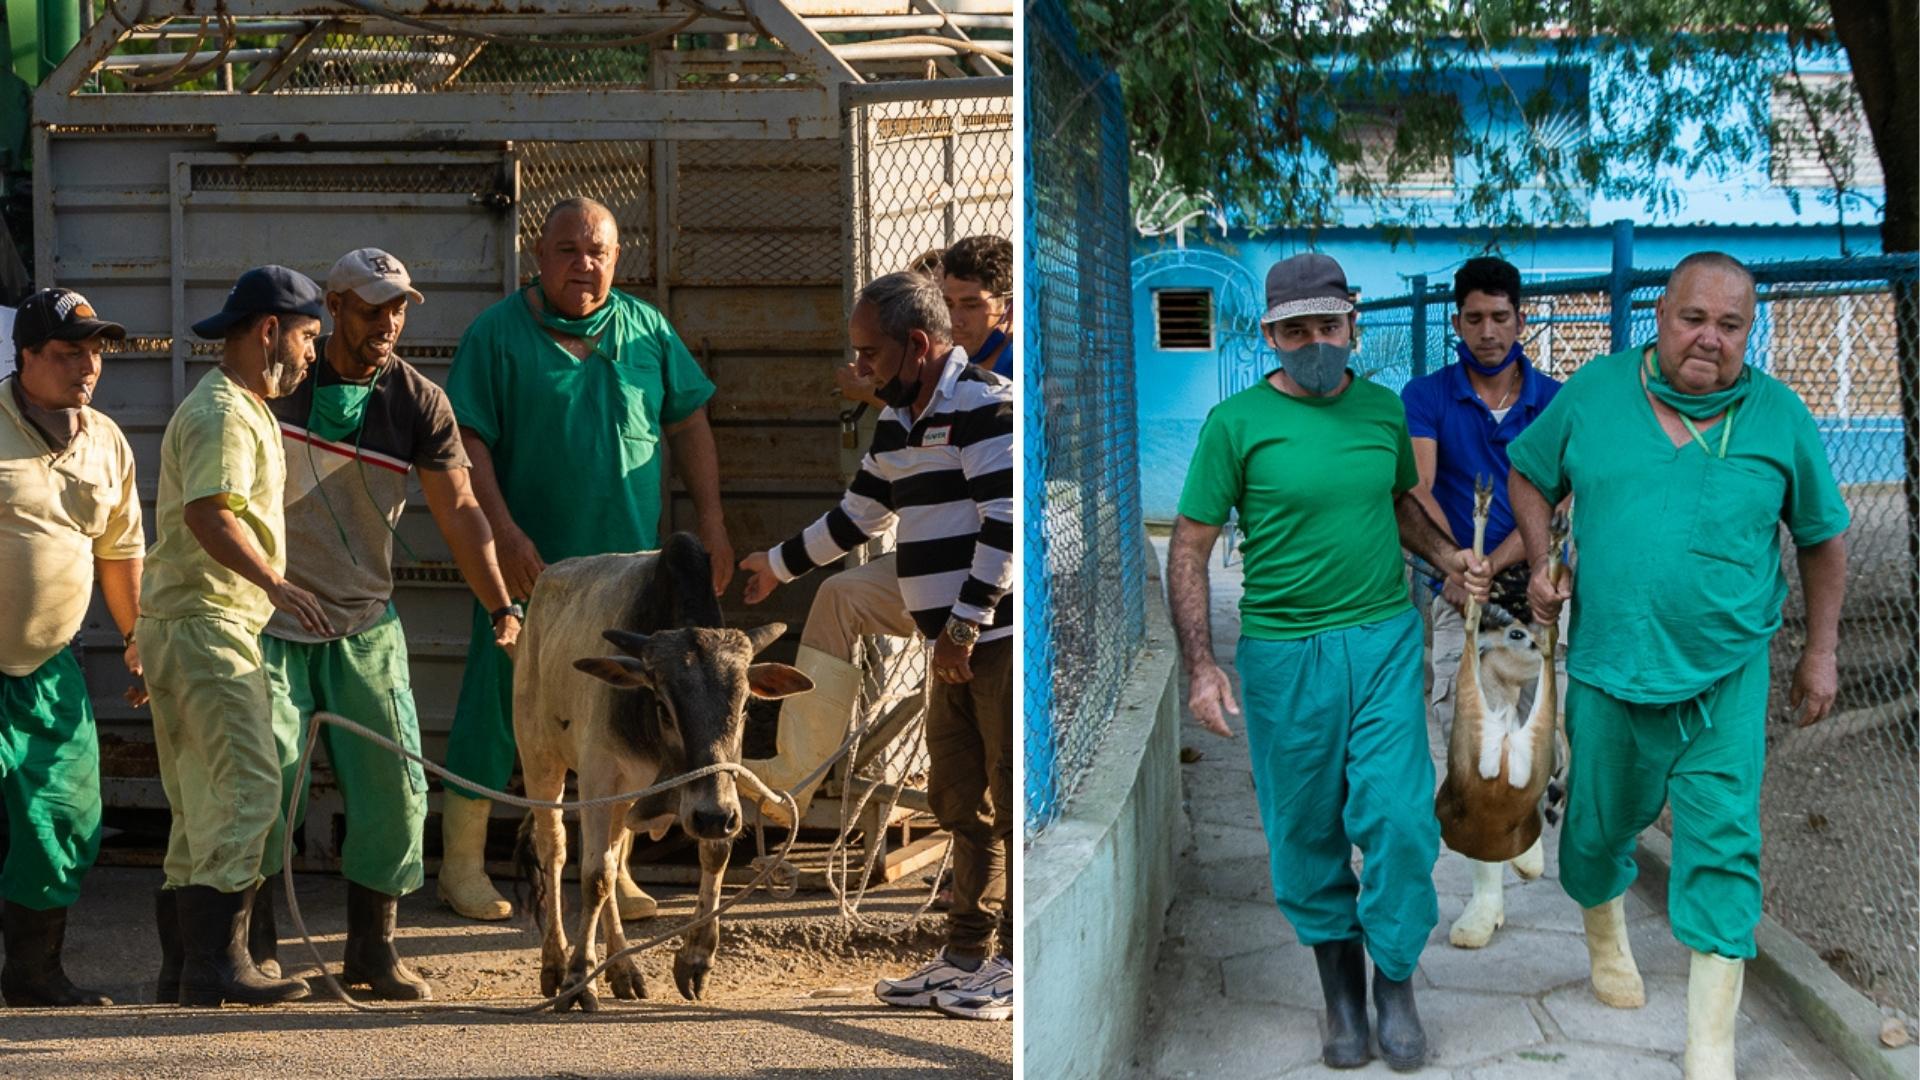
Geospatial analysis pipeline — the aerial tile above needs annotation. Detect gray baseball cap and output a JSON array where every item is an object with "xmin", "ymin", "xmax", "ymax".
[
  {"xmin": 1260, "ymin": 253, "xmax": 1355, "ymax": 324},
  {"xmin": 327, "ymin": 247, "xmax": 425, "ymax": 306}
]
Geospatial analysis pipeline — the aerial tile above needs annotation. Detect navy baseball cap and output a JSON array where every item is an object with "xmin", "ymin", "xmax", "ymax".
[
  {"xmin": 13, "ymin": 288, "xmax": 126, "ymax": 350},
  {"xmin": 191, "ymin": 265, "xmax": 326, "ymax": 340}
]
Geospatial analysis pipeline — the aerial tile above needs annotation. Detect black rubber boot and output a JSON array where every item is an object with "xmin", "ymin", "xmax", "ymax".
[
  {"xmin": 341, "ymin": 882, "xmax": 432, "ymax": 1001},
  {"xmin": 0, "ymin": 902, "xmax": 112, "ymax": 1007},
  {"xmin": 1372, "ymin": 966, "xmax": 1428, "ymax": 1071},
  {"xmin": 155, "ymin": 889, "xmax": 182, "ymax": 1003},
  {"xmin": 1311, "ymin": 939, "xmax": 1371, "ymax": 1068},
  {"xmin": 176, "ymin": 884, "xmax": 309, "ymax": 1007},
  {"xmin": 248, "ymin": 877, "xmax": 282, "ymax": 978}
]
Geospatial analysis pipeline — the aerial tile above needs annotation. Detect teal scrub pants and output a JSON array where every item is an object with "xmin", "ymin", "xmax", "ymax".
[
  {"xmin": 260, "ymin": 607, "xmax": 429, "ymax": 896},
  {"xmin": 1235, "ymin": 607, "xmax": 1438, "ymax": 981},
  {"xmin": 1559, "ymin": 649, "xmax": 1769, "ymax": 960},
  {"xmin": 442, "ymin": 600, "xmax": 515, "ymax": 804},
  {"xmin": 0, "ymin": 651, "xmax": 101, "ymax": 910}
]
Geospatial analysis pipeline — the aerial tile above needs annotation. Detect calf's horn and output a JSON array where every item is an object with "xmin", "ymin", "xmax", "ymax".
[
  {"xmin": 604, "ymin": 628, "xmax": 651, "ymax": 656},
  {"xmin": 743, "ymin": 622, "xmax": 788, "ymax": 655}
]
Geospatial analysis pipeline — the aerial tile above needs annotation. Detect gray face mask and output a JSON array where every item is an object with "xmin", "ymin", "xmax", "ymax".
[{"xmin": 1277, "ymin": 340, "xmax": 1351, "ymax": 396}]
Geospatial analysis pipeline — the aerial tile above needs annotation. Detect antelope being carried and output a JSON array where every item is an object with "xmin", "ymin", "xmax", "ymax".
[{"xmin": 1434, "ymin": 478, "xmax": 1568, "ymax": 879}]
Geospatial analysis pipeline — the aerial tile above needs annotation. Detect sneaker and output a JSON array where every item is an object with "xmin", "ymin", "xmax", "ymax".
[
  {"xmin": 933, "ymin": 956, "xmax": 1011, "ymax": 1021},
  {"xmin": 874, "ymin": 949, "xmax": 981, "ymax": 1008}
]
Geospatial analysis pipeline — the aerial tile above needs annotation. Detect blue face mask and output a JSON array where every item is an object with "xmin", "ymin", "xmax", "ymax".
[
  {"xmin": 1277, "ymin": 340, "xmax": 1351, "ymax": 396},
  {"xmin": 1457, "ymin": 340, "xmax": 1524, "ymax": 377}
]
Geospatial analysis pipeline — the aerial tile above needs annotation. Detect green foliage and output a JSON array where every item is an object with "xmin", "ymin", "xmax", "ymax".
[{"xmin": 1065, "ymin": 0, "xmax": 1871, "ymax": 236}]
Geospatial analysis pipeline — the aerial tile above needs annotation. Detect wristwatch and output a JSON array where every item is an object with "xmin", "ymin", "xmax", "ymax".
[
  {"xmin": 490, "ymin": 602, "xmax": 526, "ymax": 626},
  {"xmin": 942, "ymin": 616, "xmax": 981, "ymax": 648}
]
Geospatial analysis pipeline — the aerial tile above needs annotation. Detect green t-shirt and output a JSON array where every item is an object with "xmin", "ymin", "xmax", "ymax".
[
  {"xmin": 446, "ymin": 287, "xmax": 716, "ymax": 562},
  {"xmin": 1178, "ymin": 374, "xmax": 1419, "ymax": 640},
  {"xmin": 141, "ymin": 369, "xmax": 286, "ymax": 632},
  {"xmin": 1507, "ymin": 348, "xmax": 1851, "ymax": 704}
]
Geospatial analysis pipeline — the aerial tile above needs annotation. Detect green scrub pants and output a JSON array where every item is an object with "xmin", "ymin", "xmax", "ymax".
[
  {"xmin": 142, "ymin": 614, "xmax": 281, "ymax": 892},
  {"xmin": 1235, "ymin": 607, "xmax": 1438, "ymax": 981},
  {"xmin": 442, "ymin": 600, "xmax": 514, "ymax": 805},
  {"xmin": 260, "ymin": 607, "xmax": 428, "ymax": 896},
  {"xmin": 1559, "ymin": 650, "xmax": 1769, "ymax": 960},
  {"xmin": 0, "ymin": 651, "xmax": 102, "ymax": 910}
]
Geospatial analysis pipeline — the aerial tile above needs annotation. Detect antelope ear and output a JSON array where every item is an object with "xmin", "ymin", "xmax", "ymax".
[
  {"xmin": 746, "ymin": 662, "xmax": 813, "ymax": 700},
  {"xmin": 603, "ymin": 629, "xmax": 651, "ymax": 657},
  {"xmin": 742, "ymin": 622, "xmax": 787, "ymax": 656},
  {"xmin": 575, "ymin": 656, "xmax": 653, "ymax": 689}
]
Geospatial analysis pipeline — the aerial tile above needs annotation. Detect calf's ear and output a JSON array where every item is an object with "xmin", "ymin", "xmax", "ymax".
[
  {"xmin": 574, "ymin": 656, "xmax": 654, "ymax": 689},
  {"xmin": 746, "ymin": 662, "xmax": 813, "ymax": 699}
]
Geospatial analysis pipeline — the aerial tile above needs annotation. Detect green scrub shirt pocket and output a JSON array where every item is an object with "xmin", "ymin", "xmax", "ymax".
[
  {"xmin": 1687, "ymin": 461, "xmax": 1785, "ymax": 566},
  {"xmin": 611, "ymin": 356, "xmax": 664, "ymax": 446}
]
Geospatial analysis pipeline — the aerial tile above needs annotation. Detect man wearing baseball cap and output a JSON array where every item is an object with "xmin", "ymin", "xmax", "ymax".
[
  {"xmin": 253, "ymin": 248, "xmax": 518, "ymax": 999},
  {"xmin": 1167, "ymin": 252, "xmax": 1491, "ymax": 1070},
  {"xmin": 139, "ymin": 264, "xmax": 329, "ymax": 1007},
  {"xmin": 0, "ymin": 289, "xmax": 143, "ymax": 1006}
]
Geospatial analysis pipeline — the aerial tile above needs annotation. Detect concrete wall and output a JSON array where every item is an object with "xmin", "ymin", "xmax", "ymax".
[{"xmin": 1024, "ymin": 533, "xmax": 1182, "ymax": 1080}]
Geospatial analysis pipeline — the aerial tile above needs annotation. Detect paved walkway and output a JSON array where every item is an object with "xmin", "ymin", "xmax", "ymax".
[{"xmin": 1132, "ymin": 539, "xmax": 1857, "ymax": 1079}]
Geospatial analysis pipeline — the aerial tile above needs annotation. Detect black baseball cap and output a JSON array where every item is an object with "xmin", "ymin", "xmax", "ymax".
[
  {"xmin": 191, "ymin": 265, "xmax": 326, "ymax": 340},
  {"xmin": 1260, "ymin": 253, "xmax": 1355, "ymax": 325},
  {"xmin": 13, "ymin": 288, "xmax": 127, "ymax": 351}
]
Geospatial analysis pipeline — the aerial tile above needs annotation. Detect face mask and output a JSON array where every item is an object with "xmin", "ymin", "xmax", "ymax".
[
  {"xmin": 1276, "ymin": 340, "xmax": 1351, "ymax": 396},
  {"xmin": 9, "ymin": 376, "xmax": 80, "ymax": 452},
  {"xmin": 308, "ymin": 380, "xmax": 373, "ymax": 442},
  {"xmin": 1457, "ymin": 340, "xmax": 1523, "ymax": 377},
  {"xmin": 876, "ymin": 369, "xmax": 921, "ymax": 408}
]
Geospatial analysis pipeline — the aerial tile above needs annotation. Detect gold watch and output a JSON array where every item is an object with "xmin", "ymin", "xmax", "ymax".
[{"xmin": 943, "ymin": 616, "xmax": 981, "ymax": 648}]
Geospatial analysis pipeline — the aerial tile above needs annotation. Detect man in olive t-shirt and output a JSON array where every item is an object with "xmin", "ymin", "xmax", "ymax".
[{"xmin": 1167, "ymin": 254, "xmax": 1489, "ymax": 1072}]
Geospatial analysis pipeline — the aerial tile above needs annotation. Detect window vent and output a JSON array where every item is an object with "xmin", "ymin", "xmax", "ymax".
[{"xmin": 1155, "ymin": 289, "xmax": 1214, "ymax": 351}]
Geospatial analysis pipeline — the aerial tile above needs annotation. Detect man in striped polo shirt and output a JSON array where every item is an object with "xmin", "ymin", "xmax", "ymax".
[{"xmin": 740, "ymin": 271, "xmax": 1015, "ymax": 1023}]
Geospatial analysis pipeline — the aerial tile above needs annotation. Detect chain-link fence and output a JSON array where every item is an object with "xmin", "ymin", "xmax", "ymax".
[
  {"xmin": 1357, "ymin": 255, "xmax": 1920, "ymax": 1025},
  {"xmin": 1025, "ymin": 0, "xmax": 1146, "ymax": 836}
]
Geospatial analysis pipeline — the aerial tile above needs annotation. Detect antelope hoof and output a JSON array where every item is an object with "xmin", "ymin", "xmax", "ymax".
[
  {"xmin": 540, "ymin": 962, "xmax": 563, "ymax": 998},
  {"xmin": 1511, "ymin": 838, "xmax": 1546, "ymax": 881},
  {"xmin": 609, "ymin": 957, "xmax": 646, "ymax": 1001},
  {"xmin": 674, "ymin": 950, "xmax": 710, "ymax": 1001}
]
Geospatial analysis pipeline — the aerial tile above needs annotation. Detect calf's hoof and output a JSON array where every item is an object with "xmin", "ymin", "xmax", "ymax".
[
  {"xmin": 674, "ymin": 950, "xmax": 710, "ymax": 1000},
  {"xmin": 609, "ymin": 957, "xmax": 646, "ymax": 1000}
]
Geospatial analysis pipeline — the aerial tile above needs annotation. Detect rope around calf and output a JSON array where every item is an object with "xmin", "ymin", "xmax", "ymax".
[{"xmin": 277, "ymin": 702, "xmax": 926, "ymax": 1015}]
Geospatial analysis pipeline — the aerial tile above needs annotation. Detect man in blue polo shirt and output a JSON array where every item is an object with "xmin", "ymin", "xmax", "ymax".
[{"xmin": 1400, "ymin": 256, "xmax": 1563, "ymax": 949}]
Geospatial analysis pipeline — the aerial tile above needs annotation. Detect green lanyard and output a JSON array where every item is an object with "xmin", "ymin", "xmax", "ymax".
[{"xmin": 1644, "ymin": 351, "xmax": 1737, "ymax": 459}]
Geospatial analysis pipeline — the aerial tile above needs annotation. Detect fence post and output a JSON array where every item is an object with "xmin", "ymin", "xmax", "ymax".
[
  {"xmin": 1410, "ymin": 274, "xmax": 1429, "ymax": 378},
  {"xmin": 1608, "ymin": 217, "xmax": 1635, "ymax": 352}
]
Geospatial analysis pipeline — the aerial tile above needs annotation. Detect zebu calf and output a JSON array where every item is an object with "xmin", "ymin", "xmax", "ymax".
[{"xmin": 513, "ymin": 534, "xmax": 811, "ymax": 1011}]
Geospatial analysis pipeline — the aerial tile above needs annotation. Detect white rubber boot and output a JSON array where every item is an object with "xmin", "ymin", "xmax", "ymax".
[
  {"xmin": 1683, "ymin": 951, "xmax": 1743, "ymax": 1080},
  {"xmin": 1581, "ymin": 897, "xmax": 1646, "ymax": 1007},
  {"xmin": 1449, "ymin": 859, "xmax": 1506, "ymax": 948},
  {"xmin": 612, "ymin": 833, "xmax": 657, "ymax": 921},
  {"xmin": 436, "ymin": 796, "xmax": 511, "ymax": 921},
  {"xmin": 1510, "ymin": 835, "xmax": 1546, "ymax": 881},
  {"xmin": 743, "ymin": 645, "xmax": 861, "ymax": 827}
]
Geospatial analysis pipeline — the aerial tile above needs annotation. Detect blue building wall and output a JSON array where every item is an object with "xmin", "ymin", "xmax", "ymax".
[{"xmin": 1133, "ymin": 37, "xmax": 1888, "ymax": 521}]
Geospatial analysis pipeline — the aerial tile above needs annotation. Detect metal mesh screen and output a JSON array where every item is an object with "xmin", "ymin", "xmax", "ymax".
[
  {"xmin": 1356, "ymin": 257, "xmax": 1920, "ymax": 1026},
  {"xmin": 1024, "ymin": 0, "xmax": 1146, "ymax": 836}
]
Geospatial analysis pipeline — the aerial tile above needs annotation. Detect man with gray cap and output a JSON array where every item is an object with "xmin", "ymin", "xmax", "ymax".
[
  {"xmin": 139, "ymin": 264, "xmax": 328, "ymax": 1007},
  {"xmin": 1167, "ymin": 253, "xmax": 1490, "ymax": 1070},
  {"xmin": 0, "ymin": 288, "xmax": 143, "ymax": 1007},
  {"xmin": 250, "ymin": 249, "xmax": 519, "ymax": 1000}
]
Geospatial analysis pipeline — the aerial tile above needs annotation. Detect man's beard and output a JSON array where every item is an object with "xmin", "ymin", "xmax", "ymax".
[{"xmin": 263, "ymin": 341, "xmax": 307, "ymax": 398}]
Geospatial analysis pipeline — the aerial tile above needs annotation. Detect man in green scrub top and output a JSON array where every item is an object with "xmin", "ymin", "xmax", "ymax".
[
  {"xmin": 436, "ymin": 197, "xmax": 732, "ymax": 921},
  {"xmin": 1169, "ymin": 253, "xmax": 1491, "ymax": 1072},
  {"xmin": 1508, "ymin": 252, "xmax": 1849, "ymax": 1080},
  {"xmin": 141, "ymin": 266, "xmax": 332, "ymax": 1006}
]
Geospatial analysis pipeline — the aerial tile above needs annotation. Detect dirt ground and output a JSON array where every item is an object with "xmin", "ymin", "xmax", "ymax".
[{"xmin": 0, "ymin": 867, "xmax": 1012, "ymax": 1079}]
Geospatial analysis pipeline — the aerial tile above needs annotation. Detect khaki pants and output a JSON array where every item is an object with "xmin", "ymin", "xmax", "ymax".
[
  {"xmin": 797, "ymin": 554, "xmax": 919, "ymax": 661},
  {"xmin": 926, "ymin": 637, "xmax": 1013, "ymax": 961},
  {"xmin": 141, "ymin": 614, "xmax": 281, "ymax": 892}
]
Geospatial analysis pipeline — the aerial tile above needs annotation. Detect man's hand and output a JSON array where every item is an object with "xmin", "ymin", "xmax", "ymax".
[
  {"xmin": 1789, "ymin": 648, "xmax": 1838, "ymax": 726},
  {"xmin": 267, "ymin": 578, "xmax": 335, "ymax": 638},
  {"xmin": 1187, "ymin": 661, "xmax": 1240, "ymax": 738},
  {"xmin": 1440, "ymin": 574, "xmax": 1470, "ymax": 615},
  {"xmin": 739, "ymin": 550, "xmax": 781, "ymax": 605},
  {"xmin": 1527, "ymin": 557, "xmax": 1572, "ymax": 626},
  {"xmin": 699, "ymin": 518, "xmax": 735, "ymax": 597},
  {"xmin": 833, "ymin": 362, "xmax": 884, "ymax": 409},
  {"xmin": 1444, "ymin": 548, "xmax": 1493, "ymax": 604},
  {"xmin": 122, "ymin": 640, "xmax": 148, "ymax": 708},
  {"xmin": 493, "ymin": 613, "xmax": 522, "ymax": 661},
  {"xmin": 496, "ymin": 524, "xmax": 546, "ymax": 600},
  {"xmin": 931, "ymin": 630, "xmax": 974, "ymax": 685}
]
